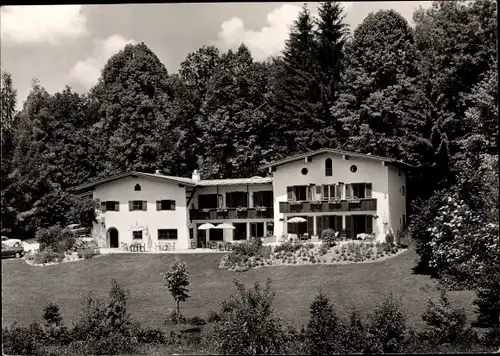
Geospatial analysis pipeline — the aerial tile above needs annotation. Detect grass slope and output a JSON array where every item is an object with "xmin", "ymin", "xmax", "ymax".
[{"xmin": 1, "ymin": 249, "xmax": 476, "ymax": 331}]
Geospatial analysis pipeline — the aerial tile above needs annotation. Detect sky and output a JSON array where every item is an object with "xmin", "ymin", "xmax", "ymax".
[{"xmin": 1, "ymin": 2, "xmax": 432, "ymax": 109}]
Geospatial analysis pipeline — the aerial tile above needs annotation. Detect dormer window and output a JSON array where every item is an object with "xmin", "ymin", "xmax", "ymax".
[
  {"xmin": 134, "ymin": 184, "xmax": 141, "ymax": 191},
  {"xmin": 325, "ymin": 158, "xmax": 332, "ymax": 176}
]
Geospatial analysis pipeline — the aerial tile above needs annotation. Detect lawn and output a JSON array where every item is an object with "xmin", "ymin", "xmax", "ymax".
[{"xmin": 1, "ymin": 248, "xmax": 477, "ymax": 331}]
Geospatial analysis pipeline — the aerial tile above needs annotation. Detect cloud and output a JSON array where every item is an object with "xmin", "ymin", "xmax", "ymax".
[
  {"xmin": 69, "ymin": 35, "xmax": 137, "ymax": 88},
  {"xmin": 214, "ymin": 3, "xmax": 355, "ymax": 61},
  {"xmin": 214, "ymin": 4, "xmax": 302, "ymax": 61},
  {"xmin": 0, "ymin": 5, "xmax": 88, "ymax": 45}
]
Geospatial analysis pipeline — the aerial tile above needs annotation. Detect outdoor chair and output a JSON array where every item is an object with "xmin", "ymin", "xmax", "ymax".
[
  {"xmin": 155, "ymin": 243, "xmax": 161, "ymax": 251},
  {"xmin": 121, "ymin": 243, "xmax": 128, "ymax": 251},
  {"xmin": 225, "ymin": 242, "xmax": 232, "ymax": 251},
  {"xmin": 170, "ymin": 242, "xmax": 176, "ymax": 251},
  {"xmin": 140, "ymin": 243, "xmax": 146, "ymax": 252},
  {"xmin": 190, "ymin": 242, "xmax": 196, "ymax": 249}
]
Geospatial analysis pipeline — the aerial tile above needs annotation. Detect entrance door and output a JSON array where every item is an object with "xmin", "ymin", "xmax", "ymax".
[
  {"xmin": 108, "ymin": 228, "xmax": 119, "ymax": 248},
  {"xmin": 250, "ymin": 222, "xmax": 264, "ymax": 238}
]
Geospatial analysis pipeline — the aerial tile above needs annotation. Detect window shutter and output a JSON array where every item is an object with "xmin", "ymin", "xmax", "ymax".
[
  {"xmin": 307, "ymin": 216, "xmax": 314, "ymax": 236},
  {"xmin": 129, "ymin": 201, "xmax": 133, "ymax": 211},
  {"xmin": 218, "ymin": 195, "xmax": 223, "ymax": 209},
  {"xmin": 307, "ymin": 186, "xmax": 313, "ymax": 200},
  {"xmin": 365, "ymin": 183, "xmax": 372, "ymax": 198},
  {"xmin": 171, "ymin": 200, "xmax": 176, "ymax": 210},
  {"xmin": 345, "ymin": 216, "xmax": 353, "ymax": 239},
  {"xmin": 156, "ymin": 201, "xmax": 161, "ymax": 211},
  {"xmin": 101, "ymin": 202, "xmax": 107, "ymax": 212},
  {"xmin": 336, "ymin": 216, "xmax": 343, "ymax": 231},
  {"xmin": 287, "ymin": 187, "xmax": 293, "ymax": 201},
  {"xmin": 226, "ymin": 193, "xmax": 232, "ymax": 207},
  {"xmin": 323, "ymin": 185, "xmax": 329, "ymax": 199},
  {"xmin": 366, "ymin": 215, "xmax": 373, "ymax": 234},
  {"xmin": 142, "ymin": 201, "xmax": 147, "ymax": 211},
  {"xmin": 115, "ymin": 202, "xmax": 119, "ymax": 211}
]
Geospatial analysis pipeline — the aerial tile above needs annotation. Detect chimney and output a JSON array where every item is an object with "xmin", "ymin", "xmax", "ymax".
[
  {"xmin": 192, "ymin": 170, "xmax": 200, "ymax": 182},
  {"xmin": 155, "ymin": 169, "xmax": 161, "ymax": 175}
]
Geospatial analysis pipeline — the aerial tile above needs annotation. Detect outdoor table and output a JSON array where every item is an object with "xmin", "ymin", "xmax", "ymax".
[{"xmin": 130, "ymin": 244, "xmax": 139, "ymax": 252}]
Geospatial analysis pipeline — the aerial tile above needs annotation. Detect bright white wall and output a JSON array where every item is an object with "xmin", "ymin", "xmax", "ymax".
[
  {"xmin": 91, "ymin": 176, "xmax": 190, "ymax": 249},
  {"xmin": 271, "ymin": 153, "xmax": 390, "ymax": 241},
  {"xmin": 387, "ymin": 165, "xmax": 407, "ymax": 237}
]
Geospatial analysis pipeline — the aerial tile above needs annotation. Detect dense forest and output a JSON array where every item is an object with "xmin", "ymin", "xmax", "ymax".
[{"xmin": 0, "ymin": 0, "xmax": 498, "ymax": 312}]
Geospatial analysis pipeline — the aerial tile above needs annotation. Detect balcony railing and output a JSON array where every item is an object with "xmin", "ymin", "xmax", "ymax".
[
  {"xmin": 279, "ymin": 199, "xmax": 377, "ymax": 214},
  {"xmin": 190, "ymin": 207, "xmax": 274, "ymax": 221}
]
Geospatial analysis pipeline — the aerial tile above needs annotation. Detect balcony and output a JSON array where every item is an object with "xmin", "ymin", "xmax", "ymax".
[
  {"xmin": 190, "ymin": 207, "xmax": 274, "ymax": 221},
  {"xmin": 279, "ymin": 199, "xmax": 377, "ymax": 214}
]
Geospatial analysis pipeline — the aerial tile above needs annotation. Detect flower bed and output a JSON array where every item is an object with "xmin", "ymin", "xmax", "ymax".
[
  {"xmin": 219, "ymin": 240, "xmax": 407, "ymax": 272},
  {"xmin": 24, "ymin": 247, "xmax": 101, "ymax": 267}
]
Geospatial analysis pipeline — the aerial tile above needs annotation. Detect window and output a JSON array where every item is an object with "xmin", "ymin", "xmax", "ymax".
[
  {"xmin": 253, "ymin": 191, "xmax": 273, "ymax": 207},
  {"xmin": 233, "ymin": 223, "xmax": 247, "ymax": 240},
  {"xmin": 156, "ymin": 200, "xmax": 176, "ymax": 211},
  {"xmin": 101, "ymin": 201, "xmax": 119, "ymax": 212},
  {"xmin": 133, "ymin": 231, "xmax": 143, "ymax": 240},
  {"xmin": 226, "ymin": 192, "xmax": 248, "ymax": 208},
  {"xmin": 325, "ymin": 158, "xmax": 332, "ymax": 176},
  {"xmin": 401, "ymin": 186, "xmax": 405, "ymax": 196},
  {"xmin": 350, "ymin": 165, "xmax": 357, "ymax": 173},
  {"xmin": 348, "ymin": 183, "xmax": 372, "ymax": 199},
  {"xmin": 287, "ymin": 186, "xmax": 308, "ymax": 201},
  {"xmin": 129, "ymin": 200, "xmax": 147, "ymax": 211},
  {"xmin": 323, "ymin": 184, "xmax": 341, "ymax": 199},
  {"xmin": 134, "ymin": 184, "xmax": 141, "ymax": 191},
  {"xmin": 158, "ymin": 229, "xmax": 178, "ymax": 240},
  {"xmin": 301, "ymin": 168, "xmax": 308, "ymax": 175},
  {"xmin": 198, "ymin": 194, "xmax": 218, "ymax": 209}
]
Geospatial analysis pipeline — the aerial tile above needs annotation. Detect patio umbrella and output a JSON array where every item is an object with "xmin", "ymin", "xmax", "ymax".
[
  {"xmin": 146, "ymin": 226, "xmax": 153, "ymax": 251},
  {"xmin": 128, "ymin": 221, "xmax": 147, "ymax": 231},
  {"xmin": 287, "ymin": 217, "xmax": 307, "ymax": 235},
  {"xmin": 198, "ymin": 223, "xmax": 215, "ymax": 242},
  {"xmin": 214, "ymin": 223, "xmax": 236, "ymax": 242}
]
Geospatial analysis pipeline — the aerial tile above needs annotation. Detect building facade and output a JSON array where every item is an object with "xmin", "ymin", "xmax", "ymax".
[{"xmin": 72, "ymin": 149, "xmax": 409, "ymax": 249}]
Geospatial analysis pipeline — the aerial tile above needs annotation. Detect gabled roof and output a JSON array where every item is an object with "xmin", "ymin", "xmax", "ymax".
[
  {"xmin": 70, "ymin": 171, "xmax": 196, "ymax": 192},
  {"xmin": 196, "ymin": 177, "xmax": 272, "ymax": 186},
  {"xmin": 259, "ymin": 148, "xmax": 414, "ymax": 170}
]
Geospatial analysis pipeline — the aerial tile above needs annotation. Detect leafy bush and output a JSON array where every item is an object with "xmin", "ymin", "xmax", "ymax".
[
  {"xmin": 83, "ymin": 248, "xmax": 94, "ymax": 259},
  {"xmin": 1, "ymin": 322, "xmax": 46, "ymax": 356},
  {"xmin": 42, "ymin": 303, "xmax": 70, "ymax": 345},
  {"xmin": 33, "ymin": 249, "xmax": 64, "ymax": 264},
  {"xmin": 205, "ymin": 278, "xmax": 291, "ymax": 355},
  {"xmin": 274, "ymin": 241, "xmax": 301, "ymax": 254},
  {"xmin": 188, "ymin": 316, "xmax": 206, "ymax": 326},
  {"xmin": 232, "ymin": 241, "xmax": 260, "ymax": 257},
  {"xmin": 136, "ymin": 327, "xmax": 167, "ymax": 344},
  {"xmin": 36, "ymin": 225, "xmax": 75, "ymax": 253},
  {"xmin": 343, "ymin": 308, "xmax": 367, "ymax": 353},
  {"xmin": 250, "ymin": 236, "xmax": 263, "ymax": 247},
  {"xmin": 207, "ymin": 310, "xmax": 221, "ymax": 323},
  {"xmin": 165, "ymin": 310, "xmax": 187, "ymax": 326},
  {"xmin": 473, "ymin": 288, "xmax": 500, "ymax": 327},
  {"xmin": 421, "ymin": 290, "xmax": 477, "ymax": 345},
  {"xmin": 365, "ymin": 293, "xmax": 407, "ymax": 353},
  {"xmin": 305, "ymin": 290, "xmax": 344, "ymax": 354},
  {"xmin": 385, "ymin": 231, "xmax": 395, "ymax": 246},
  {"xmin": 481, "ymin": 327, "xmax": 500, "ymax": 348},
  {"xmin": 321, "ymin": 228, "xmax": 337, "ymax": 246}
]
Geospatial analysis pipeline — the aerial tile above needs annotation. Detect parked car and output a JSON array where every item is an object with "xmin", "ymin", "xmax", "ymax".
[
  {"xmin": 1, "ymin": 235, "xmax": 22, "ymax": 247},
  {"xmin": 1, "ymin": 243, "xmax": 24, "ymax": 259}
]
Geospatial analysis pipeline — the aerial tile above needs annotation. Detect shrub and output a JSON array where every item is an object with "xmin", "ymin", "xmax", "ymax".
[
  {"xmin": 36, "ymin": 225, "xmax": 75, "ymax": 253},
  {"xmin": 250, "ymin": 236, "xmax": 263, "ymax": 247},
  {"xmin": 366, "ymin": 293, "xmax": 407, "ymax": 353},
  {"xmin": 232, "ymin": 241, "xmax": 260, "ymax": 257},
  {"xmin": 344, "ymin": 308, "xmax": 367, "ymax": 353},
  {"xmin": 189, "ymin": 316, "xmax": 206, "ymax": 326},
  {"xmin": 165, "ymin": 309, "xmax": 187, "ymax": 325},
  {"xmin": 205, "ymin": 278, "xmax": 290, "ymax": 355},
  {"xmin": 274, "ymin": 241, "xmax": 300, "ymax": 254},
  {"xmin": 307, "ymin": 243, "xmax": 315, "ymax": 249},
  {"xmin": 385, "ymin": 231, "xmax": 395, "ymax": 246},
  {"xmin": 261, "ymin": 245, "xmax": 272, "ymax": 260},
  {"xmin": 42, "ymin": 303, "xmax": 70, "ymax": 345},
  {"xmin": 421, "ymin": 290, "xmax": 477, "ymax": 345},
  {"xmin": 321, "ymin": 229, "xmax": 337, "ymax": 246},
  {"xmin": 305, "ymin": 290, "xmax": 344, "ymax": 354},
  {"xmin": 83, "ymin": 249, "xmax": 94, "ymax": 259},
  {"xmin": 207, "ymin": 310, "xmax": 221, "ymax": 323},
  {"xmin": 1, "ymin": 322, "xmax": 46, "ymax": 356},
  {"xmin": 33, "ymin": 249, "xmax": 62, "ymax": 264},
  {"xmin": 481, "ymin": 327, "xmax": 500, "ymax": 348},
  {"xmin": 319, "ymin": 243, "xmax": 329, "ymax": 255},
  {"xmin": 473, "ymin": 288, "xmax": 500, "ymax": 327},
  {"xmin": 136, "ymin": 327, "xmax": 167, "ymax": 344}
]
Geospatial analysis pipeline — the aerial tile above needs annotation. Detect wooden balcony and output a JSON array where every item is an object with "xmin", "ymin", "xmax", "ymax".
[
  {"xmin": 189, "ymin": 207, "xmax": 274, "ymax": 221},
  {"xmin": 279, "ymin": 199, "xmax": 377, "ymax": 214}
]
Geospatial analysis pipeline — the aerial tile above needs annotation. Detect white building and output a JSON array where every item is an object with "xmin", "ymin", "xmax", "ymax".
[{"xmin": 71, "ymin": 148, "xmax": 410, "ymax": 249}]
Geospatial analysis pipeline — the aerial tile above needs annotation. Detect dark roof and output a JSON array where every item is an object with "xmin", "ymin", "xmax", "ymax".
[
  {"xmin": 259, "ymin": 148, "xmax": 414, "ymax": 170},
  {"xmin": 196, "ymin": 177, "xmax": 272, "ymax": 186},
  {"xmin": 70, "ymin": 171, "xmax": 196, "ymax": 192}
]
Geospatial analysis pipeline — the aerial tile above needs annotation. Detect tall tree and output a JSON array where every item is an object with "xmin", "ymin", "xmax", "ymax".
[
  {"xmin": 91, "ymin": 42, "xmax": 172, "ymax": 175},
  {"xmin": 315, "ymin": 2, "xmax": 349, "ymax": 147},
  {"xmin": 332, "ymin": 9, "xmax": 430, "ymax": 165},
  {"xmin": 267, "ymin": 3, "xmax": 323, "ymax": 156}
]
